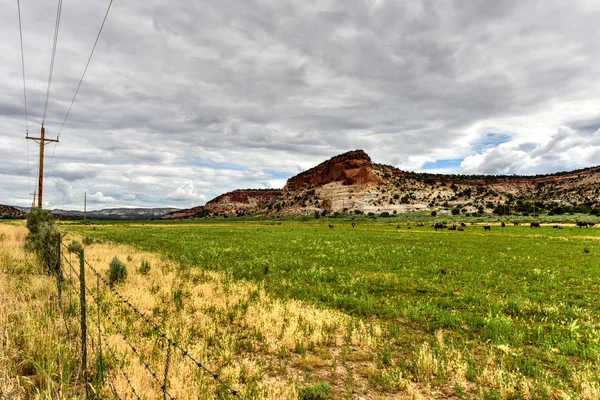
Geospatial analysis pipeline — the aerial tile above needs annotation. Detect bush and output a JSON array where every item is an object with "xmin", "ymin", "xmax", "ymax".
[
  {"xmin": 25, "ymin": 207, "xmax": 59, "ymax": 275},
  {"xmin": 431, "ymin": 211, "xmax": 437, "ymax": 217},
  {"xmin": 138, "ymin": 259, "xmax": 151, "ymax": 275},
  {"xmin": 298, "ymin": 381, "xmax": 332, "ymax": 400},
  {"xmin": 82, "ymin": 237, "xmax": 94, "ymax": 245},
  {"xmin": 109, "ymin": 256, "xmax": 127, "ymax": 285}
]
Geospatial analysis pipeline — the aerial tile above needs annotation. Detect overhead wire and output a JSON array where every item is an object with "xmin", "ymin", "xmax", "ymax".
[
  {"xmin": 57, "ymin": 0, "xmax": 114, "ymax": 139},
  {"xmin": 17, "ymin": 0, "xmax": 32, "ymax": 195},
  {"xmin": 46, "ymin": 0, "xmax": 115, "ymax": 183},
  {"xmin": 42, "ymin": 0, "xmax": 63, "ymax": 125}
]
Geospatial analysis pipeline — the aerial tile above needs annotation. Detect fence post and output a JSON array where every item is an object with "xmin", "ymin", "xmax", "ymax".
[
  {"xmin": 97, "ymin": 273, "xmax": 104, "ymax": 385},
  {"xmin": 163, "ymin": 339, "xmax": 172, "ymax": 400},
  {"xmin": 56, "ymin": 233, "xmax": 62, "ymax": 301},
  {"xmin": 78, "ymin": 248, "xmax": 88, "ymax": 397}
]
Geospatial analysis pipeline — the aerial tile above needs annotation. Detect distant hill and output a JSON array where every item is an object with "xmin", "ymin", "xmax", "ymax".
[
  {"xmin": 0, "ymin": 205, "xmax": 25, "ymax": 219},
  {"xmin": 162, "ymin": 189, "xmax": 281, "ymax": 219},
  {"xmin": 4, "ymin": 206, "xmax": 179, "ymax": 220},
  {"xmin": 164, "ymin": 149, "xmax": 600, "ymax": 218},
  {"xmin": 52, "ymin": 207, "xmax": 179, "ymax": 220}
]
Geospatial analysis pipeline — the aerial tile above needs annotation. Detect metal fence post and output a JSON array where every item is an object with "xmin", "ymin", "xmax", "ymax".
[
  {"xmin": 79, "ymin": 248, "xmax": 88, "ymax": 397},
  {"xmin": 97, "ymin": 273, "xmax": 104, "ymax": 385},
  {"xmin": 163, "ymin": 339, "xmax": 172, "ymax": 400},
  {"xmin": 56, "ymin": 233, "xmax": 62, "ymax": 301}
]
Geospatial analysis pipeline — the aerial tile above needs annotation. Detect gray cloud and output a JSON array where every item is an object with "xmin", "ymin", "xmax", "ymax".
[{"xmin": 1, "ymin": 0, "xmax": 600, "ymax": 209}]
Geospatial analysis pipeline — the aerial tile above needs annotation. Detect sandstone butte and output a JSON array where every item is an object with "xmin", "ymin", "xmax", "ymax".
[{"xmin": 162, "ymin": 149, "xmax": 600, "ymax": 218}]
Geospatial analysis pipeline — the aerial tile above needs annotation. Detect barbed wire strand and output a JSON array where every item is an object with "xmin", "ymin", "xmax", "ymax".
[
  {"xmin": 83, "ymin": 284, "xmax": 173, "ymax": 399},
  {"xmin": 87, "ymin": 312, "xmax": 142, "ymax": 400},
  {"xmin": 84, "ymin": 259, "xmax": 243, "ymax": 399}
]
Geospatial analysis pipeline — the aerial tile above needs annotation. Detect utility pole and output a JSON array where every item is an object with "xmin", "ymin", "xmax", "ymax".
[
  {"xmin": 26, "ymin": 124, "xmax": 59, "ymax": 208},
  {"xmin": 84, "ymin": 192, "xmax": 87, "ymax": 223}
]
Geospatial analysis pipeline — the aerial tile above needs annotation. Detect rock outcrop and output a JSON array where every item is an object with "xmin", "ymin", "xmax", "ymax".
[
  {"xmin": 162, "ymin": 189, "xmax": 281, "ymax": 219},
  {"xmin": 163, "ymin": 149, "xmax": 600, "ymax": 218},
  {"xmin": 284, "ymin": 150, "xmax": 382, "ymax": 192},
  {"xmin": 0, "ymin": 205, "xmax": 24, "ymax": 218}
]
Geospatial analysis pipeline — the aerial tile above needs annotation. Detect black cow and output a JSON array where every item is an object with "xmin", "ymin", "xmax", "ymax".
[
  {"xmin": 553, "ymin": 225, "xmax": 560, "ymax": 229},
  {"xmin": 483, "ymin": 225, "xmax": 491, "ymax": 231},
  {"xmin": 352, "ymin": 222, "xmax": 356, "ymax": 228},
  {"xmin": 530, "ymin": 222, "xmax": 540, "ymax": 228},
  {"xmin": 458, "ymin": 228, "xmax": 464, "ymax": 231},
  {"xmin": 589, "ymin": 222, "xmax": 596, "ymax": 227},
  {"xmin": 514, "ymin": 222, "xmax": 519, "ymax": 226},
  {"xmin": 501, "ymin": 222, "xmax": 506, "ymax": 228},
  {"xmin": 434, "ymin": 223, "xmax": 444, "ymax": 230},
  {"xmin": 448, "ymin": 226, "xmax": 457, "ymax": 231},
  {"xmin": 460, "ymin": 222, "xmax": 467, "ymax": 227},
  {"xmin": 576, "ymin": 222, "xmax": 588, "ymax": 228},
  {"xmin": 328, "ymin": 224, "xmax": 334, "ymax": 229}
]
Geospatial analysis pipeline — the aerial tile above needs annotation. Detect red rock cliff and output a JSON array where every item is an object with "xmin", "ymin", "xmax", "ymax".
[{"xmin": 283, "ymin": 150, "xmax": 382, "ymax": 192}]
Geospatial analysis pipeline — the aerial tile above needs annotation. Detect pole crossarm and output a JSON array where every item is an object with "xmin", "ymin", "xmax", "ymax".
[{"xmin": 26, "ymin": 126, "xmax": 59, "ymax": 208}]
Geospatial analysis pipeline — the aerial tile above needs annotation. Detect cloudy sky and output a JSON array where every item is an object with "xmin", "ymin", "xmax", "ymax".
[{"xmin": 1, "ymin": 0, "xmax": 600, "ymax": 210}]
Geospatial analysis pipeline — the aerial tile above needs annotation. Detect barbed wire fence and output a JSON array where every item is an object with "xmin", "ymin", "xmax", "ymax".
[{"xmin": 53, "ymin": 234, "xmax": 244, "ymax": 399}]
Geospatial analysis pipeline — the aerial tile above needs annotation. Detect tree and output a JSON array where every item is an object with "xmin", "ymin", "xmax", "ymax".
[{"xmin": 25, "ymin": 207, "xmax": 59, "ymax": 275}]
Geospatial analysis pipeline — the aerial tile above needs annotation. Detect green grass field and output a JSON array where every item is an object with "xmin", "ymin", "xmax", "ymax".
[{"xmin": 65, "ymin": 219, "xmax": 600, "ymax": 398}]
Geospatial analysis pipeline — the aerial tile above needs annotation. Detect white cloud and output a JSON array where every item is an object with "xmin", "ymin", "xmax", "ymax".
[
  {"xmin": 167, "ymin": 181, "xmax": 206, "ymax": 202},
  {"xmin": 461, "ymin": 127, "xmax": 600, "ymax": 175},
  {"xmin": 1, "ymin": 0, "xmax": 600, "ymax": 209}
]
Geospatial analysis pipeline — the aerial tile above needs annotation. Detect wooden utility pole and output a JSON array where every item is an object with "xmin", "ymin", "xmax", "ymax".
[
  {"xmin": 26, "ymin": 124, "xmax": 59, "ymax": 208},
  {"xmin": 84, "ymin": 192, "xmax": 87, "ymax": 223}
]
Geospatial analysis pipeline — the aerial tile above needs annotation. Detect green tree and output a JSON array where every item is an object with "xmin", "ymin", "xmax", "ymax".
[{"xmin": 25, "ymin": 207, "xmax": 59, "ymax": 275}]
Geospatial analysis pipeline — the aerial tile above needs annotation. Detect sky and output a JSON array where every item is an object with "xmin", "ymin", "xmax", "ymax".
[{"xmin": 1, "ymin": 0, "xmax": 600, "ymax": 210}]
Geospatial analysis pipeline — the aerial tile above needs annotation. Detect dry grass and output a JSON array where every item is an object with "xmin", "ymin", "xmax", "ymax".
[
  {"xmin": 0, "ymin": 223, "xmax": 82, "ymax": 399},
  {"xmin": 3, "ymin": 222, "xmax": 600, "ymax": 399}
]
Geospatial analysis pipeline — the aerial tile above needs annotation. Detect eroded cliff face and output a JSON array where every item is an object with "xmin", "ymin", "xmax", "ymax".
[
  {"xmin": 162, "ymin": 189, "xmax": 281, "ymax": 219},
  {"xmin": 164, "ymin": 150, "xmax": 600, "ymax": 219},
  {"xmin": 283, "ymin": 150, "xmax": 382, "ymax": 192}
]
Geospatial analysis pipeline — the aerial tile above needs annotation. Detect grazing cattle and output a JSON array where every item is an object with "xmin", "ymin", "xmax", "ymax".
[
  {"xmin": 514, "ymin": 222, "xmax": 519, "ymax": 226},
  {"xmin": 530, "ymin": 222, "xmax": 540, "ymax": 228},
  {"xmin": 576, "ymin": 222, "xmax": 588, "ymax": 228},
  {"xmin": 553, "ymin": 225, "xmax": 559, "ymax": 229},
  {"xmin": 328, "ymin": 224, "xmax": 334, "ymax": 229},
  {"xmin": 483, "ymin": 225, "xmax": 491, "ymax": 231},
  {"xmin": 460, "ymin": 222, "xmax": 467, "ymax": 227},
  {"xmin": 416, "ymin": 223, "xmax": 425, "ymax": 227},
  {"xmin": 589, "ymin": 222, "xmax": 596, "ymax": 227},
  {"xmin": 407, "ymin": 226, "xmax": 411, "ymax": 229},
  {"xmin": 458, "ymin": 228, "xmax": 464, "ymax": 231},
  {"xmin": 352, "ymin": 222, "xmax": 356, "ymax": 228},
  {"xmin": 448, "ymin": 226, "xmax": 457, "ymax": 231},
  {"xmin": 434, "ymin": 223, "xmax": 444, "ymax": 230},
  {"xmin": 501, "ymin": 222, "xmax": 506, "ymax": 227}
]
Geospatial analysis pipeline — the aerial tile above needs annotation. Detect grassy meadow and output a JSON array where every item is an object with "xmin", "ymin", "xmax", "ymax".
[
  {"xmin": 55, "ymin": 218, "xmax": 600, "ymax": 399},
  {"xmin": 3, "ymin": 217, "xmax": 600, "ymax": 399}
]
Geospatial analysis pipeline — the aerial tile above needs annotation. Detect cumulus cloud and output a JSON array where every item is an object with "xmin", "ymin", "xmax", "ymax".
[
  {"xmin": 167, "ymin": 181, "xmax": 206, "ymax": 202},
  {"xmin": 88, "ymin": 192, "xmax": 117, "ymax": 203},
  {"xmin": 1, "ymin": 0, "xmax": 600, "ymax": 209},
  {"xmin": 461, "ymin": 127, "xmax": 600, "ymax": 175}
]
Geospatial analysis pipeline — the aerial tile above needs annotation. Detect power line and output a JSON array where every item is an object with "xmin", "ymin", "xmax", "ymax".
[
  {"xmin": 17, "ymin": 0, "xmax": 32, "ymax": 195},
  {"xmin": 42, "ymin": 0, "xmax": 63, "ymax": 124},
  {"xmin": 16, "ymin": 0, "xmax": 29, "ymax": 135},
  {"xmin": 57, "ymin": 0, "xmax": 114, "ymax": 139},
  {"xmin": 46, "ymin": 0, "xmax": 114, "ymax": 185}
]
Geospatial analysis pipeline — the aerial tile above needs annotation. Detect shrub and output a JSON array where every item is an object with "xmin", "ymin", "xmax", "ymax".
[
  {"xmin": 25, "ymin": 207, "xmax": 59, "ymax": 275},
  {"xmin": 109, "ymin": 256, "xmax": 127, "ymax": 285},
  {"xmin": 82, "ymin": 237, "xmax": 94, "ymax": 246},
  {"xmin": 179, "ymin": 255, "xmax": 189, "ymax": 271},
  {"xmin": 431, "ymin": 211, "xmax": 437, "ymax": 217},
  {"xmin": 298, "ymin": 381, "xmax": 332, "ymax": 400},
  {"xmin": 138, "ymin": 259, "xmax": 151, "ymax": 275}
]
